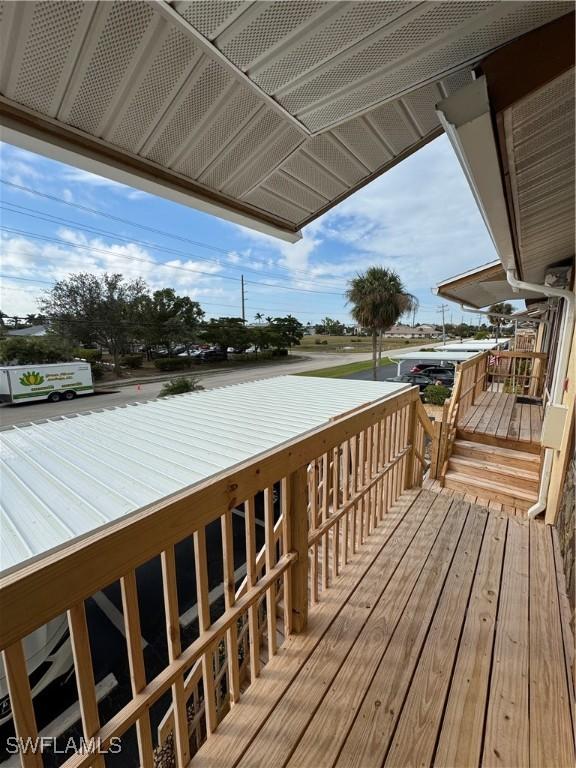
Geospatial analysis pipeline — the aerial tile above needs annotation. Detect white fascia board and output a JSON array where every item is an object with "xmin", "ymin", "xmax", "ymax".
[
  {"xmin": 0, "ymin": 122, "xmax": 302, "ymax": 244},
  {"xmin": 436, "ymin": 77, "xmax": 515, "ymax": 271}
]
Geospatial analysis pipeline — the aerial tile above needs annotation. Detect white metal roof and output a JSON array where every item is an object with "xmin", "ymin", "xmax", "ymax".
[
  {"xmin": 434, "ymin": 340, "xmax": 507, "ymax": 351},
  {"xmin": 1, "ymin": 1, "xmax": 570, "ymax": 240},
  {"xmin": 389, "ymin": 351, "xmax": 478, "ymax": 362},
  {"xmin": 0, "ymin": 375, "xmax": 408, "ymax": 573}
]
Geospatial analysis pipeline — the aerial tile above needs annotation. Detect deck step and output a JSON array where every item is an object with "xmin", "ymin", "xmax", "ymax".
[
  {"xmin": 456, "ymin": 428, "xmax": 541, "ymax": 454},
  {"xmin": 443, "ymin": 471, "xmax": 538, "ymax": 511},
  {"xmin": 447, "ymin": 456, "xmax": 540, "ymax": 492},
  {"xmin": 452, "ymin": 439, "xmax": 541, "ymax": 472}
]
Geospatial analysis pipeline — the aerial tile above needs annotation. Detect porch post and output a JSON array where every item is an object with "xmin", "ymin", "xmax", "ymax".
[{"xmin": 289, "ymin": 464, "xmax": 309, "ymax": 633}]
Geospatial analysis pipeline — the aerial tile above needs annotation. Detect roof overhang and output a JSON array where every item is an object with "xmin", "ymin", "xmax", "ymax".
[
  {"xmin": 436, "ymin": 12, "xmax": 575, "ymax": 283},
  {"xmin": 435, "ymin": 260, "xmax": 543, "ymax": 308},
  {"xmin": 0, "ymin": 1, "xmax": 571, "ymax": 240}
]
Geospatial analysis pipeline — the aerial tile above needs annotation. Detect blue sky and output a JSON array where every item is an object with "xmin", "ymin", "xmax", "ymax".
[{"xmin": 0, "ymin": 134, "xmax": 501, "ymax": 326}]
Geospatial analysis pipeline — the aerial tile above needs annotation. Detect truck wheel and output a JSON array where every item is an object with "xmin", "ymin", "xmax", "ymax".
[
  {"xmin": 47, "ymin": 392, "xmax": 61, "ymax": 403},
  {"xmin": 64, "ymin": 391, "xmax": 76, "ymax": 401}
]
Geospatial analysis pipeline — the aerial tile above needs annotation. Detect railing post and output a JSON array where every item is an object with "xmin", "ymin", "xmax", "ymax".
[
  {"xmin": 289, "ymin": 464, "xmax": 309, "ymax": 633},
  {"xmin": 404, "ymin": 395, "xmax": 417, "ymax": 489}
]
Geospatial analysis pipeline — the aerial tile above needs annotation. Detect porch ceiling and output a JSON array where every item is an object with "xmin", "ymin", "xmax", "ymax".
[
  {"xmin": 502, "ymin": 67, "xmax": 575, "ymax": 283},
  {"xmin": 0, "ymin": 1, "xmax": 571, "ymax": 239}
]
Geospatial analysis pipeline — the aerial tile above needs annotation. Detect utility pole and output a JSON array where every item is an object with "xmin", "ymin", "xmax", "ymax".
[
  {"xmin": 437, "ymin": 304, "xmax": 448, "ymax": 343},
  {"xmin": 241, "ymin": 274, "xmax": 245, "ymax": 322}
]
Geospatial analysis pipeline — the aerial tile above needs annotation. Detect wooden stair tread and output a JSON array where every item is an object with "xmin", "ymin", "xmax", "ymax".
[
  {"xmin": 444, "ymin": 471, "xmax": 538, "ymax": 503},
  {"xmin": 454, "ymin": 439, "xmax": 540, "ymax": 464},
  {"xmin": 448, "ymin": 455, "xmax": 540, "ymax": 482}
]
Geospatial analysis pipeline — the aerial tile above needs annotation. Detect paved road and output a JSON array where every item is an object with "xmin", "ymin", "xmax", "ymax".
[
  {"xmin": 0, "ymin": 352, "xmax": 361, "ymax": 428},
  {"xmin": 0, "ymin": 343, "xmax": 437, "ymax": 428}
]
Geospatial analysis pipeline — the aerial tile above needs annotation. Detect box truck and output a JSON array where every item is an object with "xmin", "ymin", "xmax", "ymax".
[{"xmin": 0, "ymin": 362, "xmax": 94, "ymax": 404}]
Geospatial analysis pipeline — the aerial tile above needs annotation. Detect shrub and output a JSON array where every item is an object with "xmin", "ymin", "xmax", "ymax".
[
  {"xmin": 153, "ymin": 357, "xmax": 192, "ymax": 371},
  {"xmin": 423, "ymin": 384, "xmax": 451, "ymax": 405},
  {"xmin": 121, "ymin": 353, "xmax": 144, "ymax": 368},
  {"xmin": 91, "ymin": 362, "xmax": 105, "ymax": 381},
  {"xmin": 73, "ymin": 347, "xmax": 102, "ymax": 362},
  {"xmin": 272, "ymin": 348, "xmax": 289, "ymax": 356},
  {"xmin": 0, "ymin": 336, "xmax": 73, "ymax": 364},
  {"xmin": 159, "ymin": 376, "xmax": 204, "ymax": 397}
]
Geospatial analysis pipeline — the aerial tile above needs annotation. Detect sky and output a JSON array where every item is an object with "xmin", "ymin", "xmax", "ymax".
[{"xmin": 0, "ymin": 134, "xmax": 504, "ymax": 327}]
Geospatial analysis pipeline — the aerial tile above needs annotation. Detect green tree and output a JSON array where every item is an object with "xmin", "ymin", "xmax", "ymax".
[
  {"xmin": 0, "ymin": 336, "xmax": 73, "ymax": 364},
  {"xmin": 254, "ymin": 312, "xmax": 264, "ymax": 324},
  {"xmin": 488, "ymin": 302, "xmax": 513, "ymax": 339},
  {"xmin": 202, "ymin": 317, "xmax": 249, "ymax": 351},
  {"xmin": 346, "ymin": 267, "xmax": 418, "ymax": 380},
  {"xmin": 39, "ymin": 273, "xmax": 148, "ymax": 374},
  {"xmin": 268, "ymin": 315, "xmax": 304, "ymax": 348},
  {"xmin": 321, "ymin": 317, "xmax": 345, "ymax": 335},
  {"xmin": 140, "ymin": 288, "xmax": 204, "ymax": 353}
]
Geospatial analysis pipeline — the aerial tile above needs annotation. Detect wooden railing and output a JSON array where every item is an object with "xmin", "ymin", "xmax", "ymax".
[
  {"xmin": 486, "ymin": 350, "xmax": 547, "ymax": 397},
  {"xmin": 431, "ymin": 350, "xmax": 548, "ymax": 481},
  {"xmin": 0, "ymin": 386, "xmax": 432, "ymax": 768},
  {"xmin": 430, "ymin": 352, "xmax": 488, "ymax": 479}
]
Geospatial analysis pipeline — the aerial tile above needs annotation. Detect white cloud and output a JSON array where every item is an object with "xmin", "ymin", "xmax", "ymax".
[
  {"xmin": 0, "ymin": 228, "xmax": 227, "ymax": 316},
  {"xmin": 59, "ymin": 168, "xmax": 148, "ymax": 199}
]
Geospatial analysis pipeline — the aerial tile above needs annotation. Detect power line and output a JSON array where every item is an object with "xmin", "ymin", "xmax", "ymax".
[
  {"xmin": 0, "ymin": 228, "xmax": 345, "ymax": 296},
  {"xmin": 0, "ymin": 201, "xmax": 347, "ymax": 289},
  {"xmin": 0, "ymin": 179, "xmax": 348, "ymax": 286},
  {"xmin": 0, "ymin": 274, "xmax": 351, "ymax": 318}
]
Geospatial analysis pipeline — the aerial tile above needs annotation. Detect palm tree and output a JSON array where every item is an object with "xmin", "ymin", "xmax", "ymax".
[
  {"xmin": 265, "ymin": 316, "xmax": 273, "ymax": 325},
  {"xmin": 255, "ymin": 312, "xmax": 263, "ymax": 324},
  {"xmin": 488, "ymin": 302, "xmax": 513, "ymax": 341},
  {"xmin": 346, "ymin": 267, "xmax": 418, "ymax": 380}
]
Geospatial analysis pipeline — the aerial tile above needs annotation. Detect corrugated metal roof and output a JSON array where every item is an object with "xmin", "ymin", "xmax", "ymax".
[
  {"xmin": 389, "ymin": 350, "xmax": 478, "ymax": 362},
  {"xmin": 0, "ymin": 375, "xmax": 408, "ymax": 573},
  {"xmin": 434, "ymin": 340, "xmax": 506, "ymax": 351}
]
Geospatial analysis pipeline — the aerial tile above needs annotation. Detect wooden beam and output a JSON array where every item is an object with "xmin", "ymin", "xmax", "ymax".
[{"xmin": 289, "ymin": 465, "xmax": 310, "ymax": 633}]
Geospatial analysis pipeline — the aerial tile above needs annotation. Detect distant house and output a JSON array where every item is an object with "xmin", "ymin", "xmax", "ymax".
[
  {"xmin": 6, "ymin": 324, "xmax": 48, "ymax": 337},
  {"xmin": 383, "ymin": 324, "xmax": 439, "ymax": 339}
]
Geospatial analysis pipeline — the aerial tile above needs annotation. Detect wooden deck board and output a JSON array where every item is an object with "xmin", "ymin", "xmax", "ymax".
[
  {"xmin": 458, "ymin": 392, "xmax": 542, "ymax": 449},
  {"xmin": 434, "ymin": 513, "xmax": 506, "ymax": 767},
  {"xmin": 529, "ymin": 522, "xmax": 575, "ymax": 767},
  {"xmin": 286, "ymin": 494, "xmax": 453, "ymax": 768},
  {"xmin": 235, "ymin": 492, "xmax": 436, "ymax": 768},
  {"xmin": 483, "ymin": 517, "xmax": 529, "ymax": 767},
  {"xmin": 383, "ymin": 506, "xmax": 488, "ymax": 767},
  {"xmin": 193, "ymin": 490, "xmax": 574, "ymax": 768}
]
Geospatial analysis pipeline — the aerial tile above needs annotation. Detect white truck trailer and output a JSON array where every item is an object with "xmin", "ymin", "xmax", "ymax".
[{"xmin": 0, "ymin": 362, "xmax": 94, "ymax": 404}]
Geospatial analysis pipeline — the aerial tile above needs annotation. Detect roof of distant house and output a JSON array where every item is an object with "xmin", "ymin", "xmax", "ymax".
[{"xmin": 6, "ymin": 325, "xmax": 48, "ymax": 337}]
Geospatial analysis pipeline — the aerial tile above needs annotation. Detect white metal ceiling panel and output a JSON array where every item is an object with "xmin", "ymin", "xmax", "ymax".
[{"xmin": 1, "ymin": 0, "xmax": 572, "ymax": 237}]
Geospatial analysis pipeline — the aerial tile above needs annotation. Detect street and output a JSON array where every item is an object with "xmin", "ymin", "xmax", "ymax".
[{"xmin": 0, "ymin": 343, "xmax": 435, "ymax": 428}]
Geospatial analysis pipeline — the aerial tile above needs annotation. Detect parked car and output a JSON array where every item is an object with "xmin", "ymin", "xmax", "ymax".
[
  {"xmin": 199, "ymin": 348, "xmax": 227, "ymax": 362},
  {"xmin": 410, "ymin": 363, "xmax": 454, "ymax": 376},
  {"xmin": 385, "ymin": 373, "xmax": 435, "ymax": 393},
  {"xmin": 414, "ymin": 366, "xmax": 455, "ymax": 385}
]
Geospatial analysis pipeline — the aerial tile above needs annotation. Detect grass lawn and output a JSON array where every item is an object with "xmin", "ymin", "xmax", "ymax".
[
  {"xmin": 299, "ymin": 336, "xmax": 426, "ymax": 353},
  {"xmin": 296, "ymin": 357, "xmax": 394, "ymax": 379}
]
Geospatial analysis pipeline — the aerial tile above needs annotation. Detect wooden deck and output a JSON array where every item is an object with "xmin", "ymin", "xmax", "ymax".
[
  {"xmin": 457, "ymin": 391, "xmax": 543, "ymax": 448},
  {"xmin": 194, "ymin": 489, "xmax": 575, "ymax": 768}
]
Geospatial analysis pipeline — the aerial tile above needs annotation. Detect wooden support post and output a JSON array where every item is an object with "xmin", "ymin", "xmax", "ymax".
[
  {"xmin": 68, "ymin": 602, "xmax": 106, "ymax": 768},
  {"xmin": 2, "ymin": 642, "xmax": 42, "ymax": 768},
  {"xmin": 404, "ymin": 397, "xmax": 417, "ymax": 490},
  {"xmin": 289, "ymin": 465, "xmax": 309, "ymax": 633}
]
